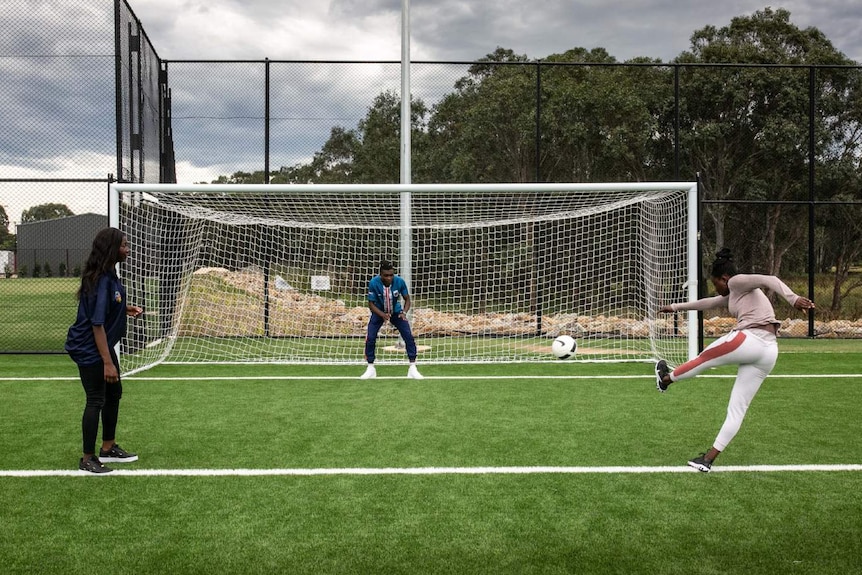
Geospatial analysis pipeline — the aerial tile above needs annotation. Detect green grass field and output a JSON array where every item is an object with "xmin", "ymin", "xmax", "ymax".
[
  {"xmin": 0, "ymin": 278, "xmax": 79, "ymax": 351},
  {"xmin": 1, "ymin": 341, "xmax": 861, "ymax": 574}
]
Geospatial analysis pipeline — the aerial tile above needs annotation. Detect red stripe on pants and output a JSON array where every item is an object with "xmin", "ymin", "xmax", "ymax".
[{"xmin": 673, "ymin": 331, "xmax": 747, "ymax": 378}]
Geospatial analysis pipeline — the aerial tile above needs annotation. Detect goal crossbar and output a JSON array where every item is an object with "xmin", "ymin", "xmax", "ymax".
[{"xmin": 111, "ymin": 182, "xmax": 698, "ymax": 195}]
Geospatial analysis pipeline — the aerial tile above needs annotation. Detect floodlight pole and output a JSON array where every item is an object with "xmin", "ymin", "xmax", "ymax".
[{"xmin": 399, "ymin": 0, "xmax": 412, "ymax": 301}]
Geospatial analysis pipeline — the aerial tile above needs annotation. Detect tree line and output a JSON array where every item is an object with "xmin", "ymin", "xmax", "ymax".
[{"xmin": 208, "ymin": 9, "xmax": 860, "ymax": 315}]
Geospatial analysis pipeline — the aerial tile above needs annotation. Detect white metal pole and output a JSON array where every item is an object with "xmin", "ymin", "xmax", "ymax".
[
  {"xmin": 399, "ymin": 0, "xmax": 412, "ymax": 302},
  {"xmin": 109, "ymin": 182, "xmax": 122, "ymax": 361},
  {"xmin": 687, "ymin": 184, "xmax": 699, "ymax": 361},
  {"xmin": 109, "ymin": 183, "xmax": 119, "ymax": 229},
  {"xmin": 400, "ymin": 0, "xmax": 411, "ymax": 187}
]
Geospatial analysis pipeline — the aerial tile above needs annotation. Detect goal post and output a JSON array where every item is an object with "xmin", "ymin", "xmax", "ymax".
[{"xmin": 110, "ymin": 182, "xmax": 699, "ymax": 375}]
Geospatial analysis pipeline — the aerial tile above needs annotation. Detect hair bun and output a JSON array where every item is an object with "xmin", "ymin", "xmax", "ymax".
[{"xmin": 715, "ymin": 248, "xmax": 733, "ymax": 261}]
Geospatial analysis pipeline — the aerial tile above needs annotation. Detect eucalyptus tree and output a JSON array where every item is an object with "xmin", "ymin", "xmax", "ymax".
[
  {"xmin": 275, "ymin": 91, "xmax": 429, "ymax": 185},
  {"xmin": 675, "ymin": 7, "xmax": 856, "ymax": 276},
  {"xmin": 425, "ymin": 47, "xmax": 537, "ymax": 183},
  {"xmin": 20, "ymin": 203, "xmax": 74, "ymax": 222},
  {"xmin": 0, "ymin": 204, "xmax": 10, "ymax": 245},
  {"xmin": 539, "ymin": 48, "xmax": 673, "ymax": 183},
  {"xmin": 272, "ymin": 126, "xmax": 359, "ymax": 184}
]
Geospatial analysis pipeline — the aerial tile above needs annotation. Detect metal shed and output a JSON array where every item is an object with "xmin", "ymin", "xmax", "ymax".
[{"xmin": 15, "ymin": 213, "xmax": 108, "ymax": 277}]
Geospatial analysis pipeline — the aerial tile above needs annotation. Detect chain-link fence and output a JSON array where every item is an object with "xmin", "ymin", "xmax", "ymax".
[
  {"xmin": 1, "ymin": 1, "xmax": 861, "ymax": 352},
  {"xmin": 0, "ymin": 1, "xmax": 168, "ymax": 352}
]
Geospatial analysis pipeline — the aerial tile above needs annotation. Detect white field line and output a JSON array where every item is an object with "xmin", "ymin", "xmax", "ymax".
[
  {"xmin": 2, "ymin": 464, "xmax": 862, "ymax": 478},
  {"xmin": 3, "ymin": 374, "xmax": 862, "ymax": 382}
]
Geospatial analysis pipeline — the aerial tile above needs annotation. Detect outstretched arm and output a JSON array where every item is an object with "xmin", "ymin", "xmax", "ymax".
[
  {"xmin": 729, "ymin": 274, "xmax": 815, "ymax": 310},
  {"xmin": 658, "ymin": 295, "xmax": 728, "ymax": 313}
]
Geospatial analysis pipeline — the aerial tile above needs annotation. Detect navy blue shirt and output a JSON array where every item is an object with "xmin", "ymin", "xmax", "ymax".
[
  {"xmin": 65, "ymin": 272, "xmax": 127, "ymax": 367},
  {"xmin": 367, "ymin": 275, "xmax": 408, "ymax": 314}
]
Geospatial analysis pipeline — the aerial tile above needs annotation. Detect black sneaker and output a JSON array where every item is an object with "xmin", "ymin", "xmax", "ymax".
[
  {"xmin": 99, "ymin": 444, "xmax": 138, "ymax": 463},
  {"xmin": 79, "ymin": 457, "xmax": 113, "ymax": 474},
  {"xmin": 655, "ymin": 360, "xmax": 671, "ymax": 392},
  {"xmin": 688, "ymin": 453, "xmax": 712, "ymax": 472}
]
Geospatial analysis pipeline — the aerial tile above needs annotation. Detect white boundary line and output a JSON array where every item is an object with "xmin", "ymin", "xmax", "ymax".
[
  {"xmin": 2, "ymin": 464, "xmax": 861, "ymax": 477},
  {"xmin": 3, "ymin": 374, "xmax": 862, "ymax": 382}
]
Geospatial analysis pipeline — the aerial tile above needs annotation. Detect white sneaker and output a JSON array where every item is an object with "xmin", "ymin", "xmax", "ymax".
[
  {"xmin": 407, "ymin": 365, "xmax": 424, "ymax": 379},
  {"xmin": 360, "ymin": 365, "xmax": 377, "ymax": 380}
]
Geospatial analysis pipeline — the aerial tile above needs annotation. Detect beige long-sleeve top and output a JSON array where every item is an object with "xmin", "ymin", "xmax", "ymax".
[{"xmin": 668, "ymin": 274, "xmax": 801, "ymax": 331}]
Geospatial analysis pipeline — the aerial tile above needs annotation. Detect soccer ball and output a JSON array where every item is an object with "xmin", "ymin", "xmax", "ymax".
[{"xmin": 552, "ymin": 335, "xmax": 577, "ymax": 359}]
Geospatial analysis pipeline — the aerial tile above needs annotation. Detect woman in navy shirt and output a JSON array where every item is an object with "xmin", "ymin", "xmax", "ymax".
[{"xmin": 65, "ymin": 227, "xmax": 142, "ymax": 474}]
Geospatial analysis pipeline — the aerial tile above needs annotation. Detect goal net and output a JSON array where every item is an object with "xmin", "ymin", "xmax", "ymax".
[{"xmin": 112, "ymin": 182, "xmax": 698, "ymax": 375}]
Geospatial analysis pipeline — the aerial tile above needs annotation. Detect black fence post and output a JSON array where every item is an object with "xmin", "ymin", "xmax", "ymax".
[
  {"xmin": 535, "ymin": 61, "xmax": 543, "ymax": 336},
  {"xmin": 807, "ymin": 66, "xmax": 816, "ymax": 338},
  {"xmin": 263, "ymin": 58, "xmax": 272, "ymax": 338},
  {"xmin": 697, "ymin": 173, "xmax": 704, "ymax": 353},
  {"xmin": 113, "ymin": 0, "xmax": 123, "ymax": 183},
  {"xmin": 674, "ymin": 65, "xmax": 680, "ymax": 180}
]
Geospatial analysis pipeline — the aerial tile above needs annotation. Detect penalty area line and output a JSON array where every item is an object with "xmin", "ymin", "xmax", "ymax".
[
  {"xmin": 4, "ymin": 374, "xmax": 862, "ymax": 382},
  {"xmin": 2, "ymin": 464, "xmax": 862, "ymax": 477}
]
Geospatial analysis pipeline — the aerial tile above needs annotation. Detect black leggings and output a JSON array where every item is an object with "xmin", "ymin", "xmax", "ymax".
[{"xmin": 78, "ymin": 351, "xmax": 123, "ymax": 455}]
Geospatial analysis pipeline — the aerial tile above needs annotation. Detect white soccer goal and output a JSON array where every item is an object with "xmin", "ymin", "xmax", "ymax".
[{"xmin": 111, "ymin": 182, "xmax": 698, "ymax": 375}]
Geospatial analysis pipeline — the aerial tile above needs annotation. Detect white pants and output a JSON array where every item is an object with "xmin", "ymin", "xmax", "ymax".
[{"xmin": 670, "ymin": 329, "xmax": 778, "ymax": 451}]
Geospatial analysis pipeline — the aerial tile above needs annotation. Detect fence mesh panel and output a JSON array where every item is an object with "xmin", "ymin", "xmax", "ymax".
[{"xmin": 0, "ymin": 0, "xmax": 860, "ymax": 352}]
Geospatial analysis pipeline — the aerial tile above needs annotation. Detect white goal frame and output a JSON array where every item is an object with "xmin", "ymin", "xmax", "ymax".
[{"xmin": 111, "ymin": 182, "xmax": 699, "ymax": 374}]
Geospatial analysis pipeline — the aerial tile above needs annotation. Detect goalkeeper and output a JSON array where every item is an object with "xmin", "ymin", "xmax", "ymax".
[{"xmin": 360, "ymin": 260, "xmax": 423, "ymax": 380}]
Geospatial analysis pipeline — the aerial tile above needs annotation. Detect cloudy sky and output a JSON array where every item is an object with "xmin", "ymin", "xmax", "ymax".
[
  {"xmin": 1, "ymin": 0, "xmax": 861, "ymax": 225},
  {"xmin": 128, "ymin": 0, "xmax": 862, "ymax": 63}
]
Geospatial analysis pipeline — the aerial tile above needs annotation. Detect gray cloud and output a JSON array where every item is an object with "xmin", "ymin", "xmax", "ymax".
[
  {"xmin": 129, "ymin": 0, "xmax": 862, "ymax": 63},
  {"xmin": 409, "ymin": 0, "xmax": 862, "ymax": 62}
]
